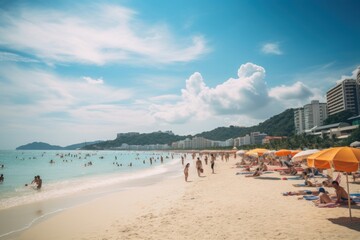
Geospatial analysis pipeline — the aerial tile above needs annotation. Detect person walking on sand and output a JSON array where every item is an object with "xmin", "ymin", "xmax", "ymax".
[
  {"xmin": 184, "ymin": 163, "xmax": 190, "ymax": 182},
  {"xmin": 210, "ymin": 154, "xmax": 215, "ymax": 174},
  {"xmin": 196, "ymin": 157, "xmax": 203, "ymax": 177}
]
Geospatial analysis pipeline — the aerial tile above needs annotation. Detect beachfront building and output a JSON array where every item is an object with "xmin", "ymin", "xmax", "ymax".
[
  {"xmin": 294, "ymin": 107, "xmax": 305, "ymax": 134},
  {"xmin": 294, "ymin": 100, "xmax": 328, "ymax": 134},
  {"xmin": 326, "ymin": 78, "xmax": 359, "ymax": 116},
  {"xmin": 172, "ymin": 137, "xmax": 234, "ymax": 149},
  {"xmin": 262, "ymin": 136, "xmax": 286, "ymax": 144},
  {"xmin": 235, "ymin": 134, "xmax": 251, "ymax": 147},
  {"xmin": 250, "ymin": 132, "xmax": 267, "ymax": 145},
  {"xmin": 306, "ymin": 122, "xmax": 359, "ymax": 139}
]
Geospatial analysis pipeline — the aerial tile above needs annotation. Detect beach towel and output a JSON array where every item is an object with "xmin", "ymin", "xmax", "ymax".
[
  {"xmin": 350, "ymin": 193, "xmax": 360, "ymax": 197},
  {"xmin": 281, "ymin": 177, "xmax": 301, "ymax": 180},
  {"xmin": 303, "ymin": 195, "xmax": 319, "ymax": 201},
  {"xmin": 292, "ymin": 183, "xmax": 306, "ymax": 187},
  {"xmin": 236, "ymin": 172, "xmax": 253, "ymax": 175},
  {"xmin": 236, "ymin": 171, "xmax": 274, "ymax": 175},
  {"xmin": 254, "ymin": 176, "xmax": 281, "ymax": 180},
  {"xmin": 317, "ymin": 203, "xmax": 339, "ymax": 208}
]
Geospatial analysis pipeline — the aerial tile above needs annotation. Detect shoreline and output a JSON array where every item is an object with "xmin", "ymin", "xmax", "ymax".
[
  {"xmin": 0, "ymin": 157, "xmax": 183, "ymax": 240},
  {"xmin": 8, "ymin": 155, "xmax": 360, "ymax": 239}
]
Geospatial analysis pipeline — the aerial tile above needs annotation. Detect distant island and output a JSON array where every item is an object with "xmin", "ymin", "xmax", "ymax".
[{"xmin": 16, "ymin": 141, "xmax": 103, "ymax": 150}]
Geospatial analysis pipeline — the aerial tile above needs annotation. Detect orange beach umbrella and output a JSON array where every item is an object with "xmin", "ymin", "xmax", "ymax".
[
  {"xmin": 275, "ymin": 149, "xmax": 292, "ymax": 157},
  {"xmin": 307, "ymin": 147, "xmax": 360, "ymax": 172},
  {"xmin": 307, "ymin": 147, "xmax": 360, "ymax": 220}
]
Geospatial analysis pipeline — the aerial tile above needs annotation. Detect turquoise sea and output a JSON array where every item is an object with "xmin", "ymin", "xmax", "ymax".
[{"xmin": 0, "ymin": 150, "xmax": 184, "ymax": 239}]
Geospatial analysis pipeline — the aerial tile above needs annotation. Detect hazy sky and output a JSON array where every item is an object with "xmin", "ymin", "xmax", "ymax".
[{"xmin": 0, "ymin": 0, "xmax": 359, "ymax": 149}]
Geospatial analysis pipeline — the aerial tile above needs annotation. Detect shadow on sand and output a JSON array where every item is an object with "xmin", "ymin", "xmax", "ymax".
[{"xmin": 328, "ymin": 217, "xmax": 360, "ymax": 232}]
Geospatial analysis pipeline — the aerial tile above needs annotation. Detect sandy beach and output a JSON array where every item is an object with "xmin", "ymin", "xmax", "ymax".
[{"xmin": 19, "ymin": 155, "xmax": 360, "ymax": 240}]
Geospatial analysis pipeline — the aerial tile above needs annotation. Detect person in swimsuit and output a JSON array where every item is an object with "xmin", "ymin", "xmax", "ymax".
[
  {"xmin": 332, "ymin": 180, "xmax": 353, "ymax": 204},
  {"xmin": 184, "ymin": 163, "xmax": 190, "ymax": 182},
  {"xmin": 0, "ymin": 174, "xmax": 4, "ymax": 183},
  {"xmin": 36, "ymin": 175, "xmax": 42, "ymax": 190},
  {"xmin": 210, "ymin": 154, "xmax": 215, "ymax": 174},
  {"xmin": 314, "ymin": 187, "xmax": 333, "ymax": 205},
  {"xmin": 196, "ymin": 158, "xmax": 203, "ymax": 177}
]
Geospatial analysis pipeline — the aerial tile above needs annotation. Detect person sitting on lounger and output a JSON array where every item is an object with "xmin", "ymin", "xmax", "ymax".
[{"xmin": 332, "ymin": 180, "xmax": 353, "ymax": 204}]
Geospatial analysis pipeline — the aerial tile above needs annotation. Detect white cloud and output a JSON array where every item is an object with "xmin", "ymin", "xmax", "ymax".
[
  {"xmin": 0, "ymin": 51, "xmax": 39, "ymax": 63},
  {"xmin": 338, "ymin": 66, "xmax": 360, "ymax": 83},
  {"xmin": 83, "ymin": 76, "xmax": 104, "ymax": 85},
  {"xmin": 261, "ymin": 42, "xmax": 282, "ymax": 55},
  {"xmin": 150, "ymin": 63, "xmax": 273, "ymax": 123},
  {"xmin": 0, "ymin": 5, "xmax": 208, "ymax": 65},
  {"xmin": 269, "ymin": 81, "xmax": 313, "ymax": 100}
]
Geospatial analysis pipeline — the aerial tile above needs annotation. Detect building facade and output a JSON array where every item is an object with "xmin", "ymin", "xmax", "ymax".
[
  {"xmin": 326, "ymin": 79, "xmax": 359, "ymax": 116},
  {"xmin": 294, "ymin": 100, "xmax": 328, "ymax": 134}
]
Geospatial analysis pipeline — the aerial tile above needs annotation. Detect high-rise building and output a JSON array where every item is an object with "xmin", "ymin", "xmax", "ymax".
[
  {"xmin": 294, "ymin": 107, "xmax": 305, "ymax": 134},
  {"xmin": 294, "ymin": 100, "xmax": 328, "ymax": 134},
  {"xmin": 326, "ymin": 79, "xmax": 359, "ymax": 116},
  {"xmin": 357, "ymin": 69, "xmax": 360, "ymax": 114}
]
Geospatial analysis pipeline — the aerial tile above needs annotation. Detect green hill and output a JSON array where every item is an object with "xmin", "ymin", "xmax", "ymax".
[
  {"xmin": 196, "ymin": 108, "xmax": 295, "ymax": 140},
  {"xmin": 83, "ymin": 132, "xmax": 189, "ymax": 150}
]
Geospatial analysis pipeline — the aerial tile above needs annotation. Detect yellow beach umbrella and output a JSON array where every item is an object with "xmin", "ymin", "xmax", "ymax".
[{"xmin": 245, "ymin": 148, "xmax": 269, "ymax": 156}]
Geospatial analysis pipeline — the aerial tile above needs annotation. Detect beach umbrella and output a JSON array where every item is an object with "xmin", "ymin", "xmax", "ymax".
[
  {"xmin": 275, "ymin": 149, "xmax": 292, "ymax": 157},
  {"xmin": 236, "ymin": 150, "xmax": 246, "ymax": 156},
  {"xmin": 307, "ymin": 147, "xmax": 360, "ymax": 220},
  {"xmin": 245, "ymin": 148, "xmax": 269, "ymax": 156},
  {"xmin": 350, "ymin": 141, "xmax": 360, "ymax": 148},
  {"xmin": 292, "ymin": 149, "xmax": 319, "ymax": 162},
  {"xmin": 290, "ymin": 150, "xmax": 301, "ymax": 157}
]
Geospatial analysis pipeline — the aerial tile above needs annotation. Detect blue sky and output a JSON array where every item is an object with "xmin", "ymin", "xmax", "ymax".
[{"xmin": 0, "ymin": 0, "xmax": 359, "ymax": 149}]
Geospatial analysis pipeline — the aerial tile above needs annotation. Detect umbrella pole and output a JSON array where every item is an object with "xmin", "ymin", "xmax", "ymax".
[{"xmin": 345, "ymin": 173, "xmax": 352, "ymax": 221}]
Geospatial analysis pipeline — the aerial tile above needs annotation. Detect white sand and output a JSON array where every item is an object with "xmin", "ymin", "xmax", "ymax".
[{"xmin": 20, "ymin": 155, "xmax": 360, "ymax": 240}]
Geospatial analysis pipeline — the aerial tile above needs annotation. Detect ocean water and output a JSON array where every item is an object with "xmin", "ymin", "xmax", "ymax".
[{"xmin": 0, "ymin": 150, "xmax": 184, "ymax": 239}]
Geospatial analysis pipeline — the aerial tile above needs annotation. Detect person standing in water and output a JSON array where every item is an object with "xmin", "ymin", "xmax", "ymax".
[{"xmin": 184, "ymin": 163, "xmax": 190, "ymax": 182}]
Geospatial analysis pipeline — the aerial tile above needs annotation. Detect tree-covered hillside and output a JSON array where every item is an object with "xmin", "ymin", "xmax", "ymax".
[
  {"xmin": 196, "ymin": 109, "xmax": 295, "ymax": 140},
  {"xmin": 83, "ymin": 132, "xmax": 189, "ymax": 150}
]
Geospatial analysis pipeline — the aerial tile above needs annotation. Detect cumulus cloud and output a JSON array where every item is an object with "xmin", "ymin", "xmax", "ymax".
[
  {"xmin": 150, "ymin": 63, "xmax": 272, "ymax": 123},
  {"xmin": 269, "ymin": 81, "xmax": 313, "ymax": 100},
  {"xmin": 261, "ymin": 42, "xmax": 282, "ymax": 55},
  {"xmin": 0, "ymin": 5, "xmax": 208, "ymax": 65},
  {"xmin": 338, "ymin": 66, "xmax": 360, "ymax": 83}
]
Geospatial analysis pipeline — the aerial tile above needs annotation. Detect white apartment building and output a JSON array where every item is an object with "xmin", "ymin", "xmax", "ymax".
[
  {"xmin": 326, "ymin": 79, "xmax": 359, "ymax": 116},
  {"xmin": 294, "ymin": 100, "xmax": 328, "ymax": 134}
]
